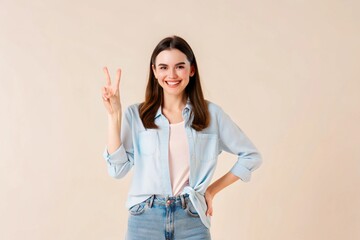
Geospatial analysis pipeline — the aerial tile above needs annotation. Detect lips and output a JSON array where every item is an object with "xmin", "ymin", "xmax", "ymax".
[{"xmin": 165, "ymin": 80, "xmax": 181, "ymax": 87}]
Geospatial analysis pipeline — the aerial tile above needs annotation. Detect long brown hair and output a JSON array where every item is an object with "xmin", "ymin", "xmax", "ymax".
[{"xmin": 139, "ymin": 35, "xmax": 209, "ymax": 131}]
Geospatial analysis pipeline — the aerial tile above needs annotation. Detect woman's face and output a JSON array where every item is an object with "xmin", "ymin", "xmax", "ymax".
[{"xmin": 152, "ymin": 49, "xmax": 195, "ymax": 98}]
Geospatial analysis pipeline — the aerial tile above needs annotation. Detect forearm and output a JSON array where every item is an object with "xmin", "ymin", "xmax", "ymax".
[
  {"xmin": 207, "ymin": 172, "xmax": 240, "ymax": 196},
  {"xmin": 107, "ymin": 111, "xmax": 122, "ymax": 154}
]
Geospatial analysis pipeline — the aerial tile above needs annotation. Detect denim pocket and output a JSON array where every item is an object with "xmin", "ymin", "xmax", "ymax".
[
  {"xmin": 185, "ymin": 199, "xmax": 200, "ymax": 218},
  {"xmin": 195, "ymin": 133, "xmax": 218, "ymax": 162},
  {"xmin": 138, "ymin": 130, "xmax": 158, "ymax": 156},
  {"xmin": 128, "ymin": 200, "xmax": 149, "ymax": 216}
]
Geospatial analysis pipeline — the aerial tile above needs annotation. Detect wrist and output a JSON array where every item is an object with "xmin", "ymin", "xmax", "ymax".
[
  {"xmin": 207, "ymin": 186, "xmax": 217, "ymax": 196},
  {"xmin": 108, "ymin": 111, "xmax": 121, "ymax": 120}
]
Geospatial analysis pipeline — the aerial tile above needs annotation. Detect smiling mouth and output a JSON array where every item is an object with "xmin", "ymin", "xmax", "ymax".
[{"xmin": 165, "ymin": 80, "xmax": 181, "ymax": 86}]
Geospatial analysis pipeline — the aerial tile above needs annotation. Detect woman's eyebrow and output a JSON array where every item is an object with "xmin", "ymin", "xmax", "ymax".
[{"xmin": 158, "ymin": 62, "xmax": 186, "ymax": 67}]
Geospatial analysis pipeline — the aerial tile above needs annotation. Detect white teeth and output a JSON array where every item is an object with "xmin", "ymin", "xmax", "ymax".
[{"xmin": 166, "ymin": 81, "xmax": 180, "ymax": 86}]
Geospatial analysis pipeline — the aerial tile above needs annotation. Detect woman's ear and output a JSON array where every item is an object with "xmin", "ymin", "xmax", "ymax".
[
  {"xmin": 152, "ymin": 64, "xmax": 157, "ymax": 79},
  {"xmin": 190, "ymin": 65, "xmax": 195, "ymax": 77}
]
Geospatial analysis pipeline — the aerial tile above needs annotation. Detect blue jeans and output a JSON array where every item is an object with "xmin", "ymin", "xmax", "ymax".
[{"xmin": 125, "ymin": 193, "xmax": 211, "ymax": 240}]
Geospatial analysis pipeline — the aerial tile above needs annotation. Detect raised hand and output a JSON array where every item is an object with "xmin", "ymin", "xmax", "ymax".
[{"xmin": 102, "ymin": 67, "xmax": 122, "ymax": 115}]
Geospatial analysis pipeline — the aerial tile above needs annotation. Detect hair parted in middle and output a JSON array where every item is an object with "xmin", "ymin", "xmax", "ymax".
[{"xmin": 139, "ymin": 35, "xmax": 209, "ymax": 131}]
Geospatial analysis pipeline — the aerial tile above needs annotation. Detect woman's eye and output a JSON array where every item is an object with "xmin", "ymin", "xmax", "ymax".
[
  {"xmin": 160, "ymin": 67, "xmax": 167, "ymax": 70},
  {"xmin": 177, "ymin": 66, "xmax": 185, "ymax": 69}
]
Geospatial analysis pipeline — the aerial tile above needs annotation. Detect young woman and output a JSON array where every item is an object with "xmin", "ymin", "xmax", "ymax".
[{"xmin": 101, "ymin": 36, "xmax": 262, "ymax": 240}]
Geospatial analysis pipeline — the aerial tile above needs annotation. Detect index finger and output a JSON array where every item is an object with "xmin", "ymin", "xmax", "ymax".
[{"xmin": 103, "ymin": 66, "xmax": 111, "ymax": 86}]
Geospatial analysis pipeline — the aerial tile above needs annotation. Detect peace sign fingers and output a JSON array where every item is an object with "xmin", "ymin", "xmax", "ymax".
[{"xmin": 101, "ymin": 66, "xmax": 122, "ymax": 115}]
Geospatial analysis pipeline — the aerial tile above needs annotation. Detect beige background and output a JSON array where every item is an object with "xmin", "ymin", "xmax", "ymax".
[{"xmin": 1, "ymin": 0, "xmax": 359, "ymax": 239}]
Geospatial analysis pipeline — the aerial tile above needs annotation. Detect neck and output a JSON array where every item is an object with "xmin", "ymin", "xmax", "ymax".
[{"xmin": 162, "ymin": 93, "xmax": 187, "ymax": 112}]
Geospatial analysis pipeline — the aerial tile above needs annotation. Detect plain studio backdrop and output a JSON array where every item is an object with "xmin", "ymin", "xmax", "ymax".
[{"xmin": 1, "ymin": 0, "xmax": 359, "ymax": 239}]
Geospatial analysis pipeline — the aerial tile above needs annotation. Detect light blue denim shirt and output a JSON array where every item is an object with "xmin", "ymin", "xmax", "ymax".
[{"xmin": 102, "ymin": 100, "xmax": 262, "ymax": 229}]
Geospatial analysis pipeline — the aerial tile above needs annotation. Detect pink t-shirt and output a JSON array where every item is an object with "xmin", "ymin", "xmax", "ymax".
[{"xmin": 168, "ymin": 120, "xmax": 190, "ymax": 196}]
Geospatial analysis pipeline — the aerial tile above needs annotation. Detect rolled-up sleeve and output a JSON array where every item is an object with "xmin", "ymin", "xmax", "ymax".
[
  {"xmin": 217, "ymin": 107, "xmax": 263, "ymax": 182},
  {"xmin": 102, "ymin": 106, "xmax": 134, "ymax": 179}
]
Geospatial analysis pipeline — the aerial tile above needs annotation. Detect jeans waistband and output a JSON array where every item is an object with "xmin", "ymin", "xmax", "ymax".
[{"xmin": 147, "ymin": 193, "xmax": 189, "ymax": 209}]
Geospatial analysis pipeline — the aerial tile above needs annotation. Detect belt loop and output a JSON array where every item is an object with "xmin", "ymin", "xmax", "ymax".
[
  {"xmin": 148, "ymin": 195, "xmax": 155, "ymax": 208},
  {"xmin": 180, "ymin": 194, "xmax": 186, "ymax": 209}
]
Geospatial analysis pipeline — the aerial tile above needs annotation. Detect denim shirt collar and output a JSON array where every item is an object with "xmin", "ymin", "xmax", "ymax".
[{"xmin": 154, "ymin": 97, "xmax": 192, "ymax": 120}]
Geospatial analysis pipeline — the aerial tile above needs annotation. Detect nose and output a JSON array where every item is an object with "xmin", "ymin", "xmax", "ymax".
[{"xmin": 168, "ymin": 68, "xmax": 178, "ymax": 79}]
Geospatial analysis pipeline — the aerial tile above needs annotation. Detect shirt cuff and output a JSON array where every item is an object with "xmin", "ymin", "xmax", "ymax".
[
  {"xmin": 102, "ymin": 145, "xmax": 128, "ymax": 165},
  {"xmin": 230, "ymin": 164, "xmax": 251, "ymax": 182}
]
